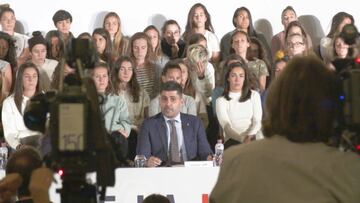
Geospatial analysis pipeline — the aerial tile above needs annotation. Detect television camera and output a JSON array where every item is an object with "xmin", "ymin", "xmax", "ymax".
[
  {"xmin": 23, "ymin": 38, "xmax": 117, "ymax": 203},
  {"xmin": 332, "ymin": 24, "xmax": 360, "ymax": 153}
]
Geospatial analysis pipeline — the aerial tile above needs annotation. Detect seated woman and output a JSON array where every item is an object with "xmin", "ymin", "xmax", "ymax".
[
  {"xmin": 129, "ymin": 32, "xmax": 161, "ymax": 99},
  {"xmin": 185, "ymin": 44, "xmax": 215, "ymax": 127},
  {"xmin": 112, "ymin": 56, "xmax": 150, "ymax": 160},
  {"xmin": 216, "ymin": 61, "xmax": 262, "ymax": 149},
  {"xmin": 230, "ymin": 30, "xmax": 269, "ymax": 92},
  {"xmin": 285, "ymin": 33, "xmax": 310, "ymax": 59},
  {"xmin": 103, "ymin": 12, "xmax": 130, "ymax": 58},
  {"xmin": 45, "ymin": 30, "xmax": 65, "ymax": 61},
  {"xmin": 52, "ymin": 9, "xmax": 75, "ymax": 52},
  {"xmin": 160, "ymin": 20, "xmax": 186, "ymax": 59},
  {"xmin": 284, "ymin": 21, "xmax": 313, "ymax": 53},
  {"xmin": 248, "ymin": 37, "xmax": 272, "ymax": 88},
  {"xmin": 91, "ymin": 62, "xmax": 131, "ymax": 137},
  {"xmin": 320, "ymin": 12, "xmax": 354, "ymax": 63},
  {"xmin": 144, "ymin": 25, "xmax": 169, "ymax": 68},
  {"xmin": 271, "ymin": 6, "xmax": 298, "ymax": 59},
  {"xmin": 0, "ymin": 31, "xmax": 16, "ymax": 102},
  {"xmin": 221, "ymin": 7, "xmax": 272, "ymax": 63},
  {"xmin": 2, "ymin": 62, "xmax": 42, "ymax": 149},
  {"xmin": 28, "ymin": 31, "xmax": 59, "ymax": 91},
  {"xmin": 0, "ymin": 7, "xmax": 30, "ymax": 66},
  {"xmin": 91, "ymin": 62, "xmax": 131, "ymax": 162},
  {"xmin": 327, "ymin": 34, "xmax": 352, "ymax": 71},
  {"xmin": 92, "ymin": 28, "xmax": 113, "ymax": 65},
  {"xmin": 177, "ymin": 58, "xmax": 196, "ymax": 99},
  {"xmin": 183, "ymin": 3, "xmax": 220, "ymax": 63}
]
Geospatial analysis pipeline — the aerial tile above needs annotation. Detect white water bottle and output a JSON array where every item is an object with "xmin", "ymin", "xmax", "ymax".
[
  {"xmin": 214, "ymin": 139, "xmax": 224, "ymax": 166},
  {"xmin": 0, "ymin": 145, "xmax": 8, "ymax": 169}
]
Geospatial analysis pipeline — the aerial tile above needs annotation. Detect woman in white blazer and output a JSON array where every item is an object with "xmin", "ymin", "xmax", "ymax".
[{"xmin": 2, "ymin": 62, "xmax": 42, "ymax": 149}]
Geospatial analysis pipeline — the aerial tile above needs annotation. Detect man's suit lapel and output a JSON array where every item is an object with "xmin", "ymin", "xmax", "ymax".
[{"xmin": 156, "ymin": 113, "xmax": 168, "ymax": 157}]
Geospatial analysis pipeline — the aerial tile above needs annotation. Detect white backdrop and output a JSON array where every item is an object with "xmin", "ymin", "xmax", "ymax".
[{"xmin": 3, "ymin": 0, "xmax": 360, "ymax": 44}]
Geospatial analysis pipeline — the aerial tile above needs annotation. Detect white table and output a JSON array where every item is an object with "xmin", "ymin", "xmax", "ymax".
[{"xmin": 1, "ymin": 166, "xmax": 220, "ymax": 203}]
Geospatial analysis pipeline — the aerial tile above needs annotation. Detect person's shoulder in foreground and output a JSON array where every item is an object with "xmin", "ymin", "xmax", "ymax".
[
  {"xmin": 210, "ymin": 135, "xmax": 360, "ymax": 203},
  {"xmin": 210, "ymin": 55, "xmax": 360, "ymax": 203}
]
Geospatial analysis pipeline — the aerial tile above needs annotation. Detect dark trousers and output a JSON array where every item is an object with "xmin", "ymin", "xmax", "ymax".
[
  {"xmin": 127, "ymin": 129, "xmax": 138, "ymax": 161},
  {"xmin": 224, "ymin": 138, "xmax": 241, "ymax": 150},
  {"xmin": 109, "ymin": 131, "xmax": 128, "ymax": 165},
  {"xmin": 205, "ymin": 102, "xmax": 220, "ymax": 152}
]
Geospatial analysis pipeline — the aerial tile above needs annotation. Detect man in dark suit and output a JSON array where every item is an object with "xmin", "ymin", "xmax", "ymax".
[{"xmin": 137, "ymin": 81, "xmax": 212, "ymax": 167}]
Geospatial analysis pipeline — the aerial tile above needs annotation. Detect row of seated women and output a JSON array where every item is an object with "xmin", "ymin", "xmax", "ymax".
[
  {"xmin": 0, "ymin": 4, "xmax": 357, "ymax": 161},
  {"xmin": 1, "ymin": 49, "xmax": 261, "ymax": 162},
  {"xmin": 0, "ymin": 4, "xmax": 354, "ymax": 96}
]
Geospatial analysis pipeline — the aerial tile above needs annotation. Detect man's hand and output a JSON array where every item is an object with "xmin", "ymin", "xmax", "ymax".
[
  {"xmin": 146, "ymin": 156, "xmax": 162, "ymax": 167},
  {"xmin": 0, "ymin": 173, "xmax": 22, "ymax": 203}
]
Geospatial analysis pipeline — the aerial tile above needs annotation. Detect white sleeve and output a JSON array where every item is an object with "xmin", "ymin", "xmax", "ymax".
[
  {"xmin": 2, "ymin": 98, "xmax": 21, "ymax": 149},
  {"xmin": 208, "ymin": 32, "xmax": 220, "ymax": 52},
  {"xmin": 2, "ymin": 97, "xmax": 39, "ymax": 149},
  {"xmin": 247, "ymin": 91, "xmax": 263, "ymax": 136},
  {"xmin": 216, "ymin": 97, "xmax": 229, "ymax": 129},
  {"xmin": 206, "ymin": 63, "xmax": 216, "ymax": 88},
  {"xmin": 196, "ymin": 63, "xmax": 215, "ymax": 98},
  {"xmin": 216, "ymin": 97, "xmax": 244, "ymax": 142}
]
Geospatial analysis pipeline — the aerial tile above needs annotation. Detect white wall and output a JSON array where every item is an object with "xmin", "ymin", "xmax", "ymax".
[{"xmin": 4, "ymin": 0, "xmax": 359, "ymax": 44}]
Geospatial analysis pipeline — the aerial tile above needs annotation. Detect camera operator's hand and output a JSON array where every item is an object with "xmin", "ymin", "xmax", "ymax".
[
  {"xmin": 0, "ymin": 173, "xmax": 23, "ymax": 203},
  {"xmin": 29, "ymin": 167, "xmax": 53, "ymax": 203}
]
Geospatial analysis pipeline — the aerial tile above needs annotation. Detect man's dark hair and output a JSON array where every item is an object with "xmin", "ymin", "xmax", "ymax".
[
  {"xmin": 160, "ymin": 81, "xmax": 183, "ymax": 96},
  {"xmin": 6, "ymin": 146, "xmax": 42, "ymax": 198},
  {"xmin": 143, "ymin": 194, "xmax": 171, "ymax": 203},
  {"xmin": 161, "ymin": 60, "xmax": 182, "ymax": 76}
]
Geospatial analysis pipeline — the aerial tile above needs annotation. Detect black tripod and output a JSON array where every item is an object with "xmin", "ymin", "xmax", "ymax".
[{"xmin": 57, "ymin": 172, "xmax": 98, "ymax": 203}]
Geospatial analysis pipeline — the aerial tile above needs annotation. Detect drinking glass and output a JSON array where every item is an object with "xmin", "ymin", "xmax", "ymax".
[{"xmin": 134, "ymin": 155, "xmax": 146, "ymax": 167}]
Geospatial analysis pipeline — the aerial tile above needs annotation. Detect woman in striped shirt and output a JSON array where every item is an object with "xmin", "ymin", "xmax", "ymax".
[{"xmin": 129, "ymin": 32, "xmax": 161, "ymax": 99}]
